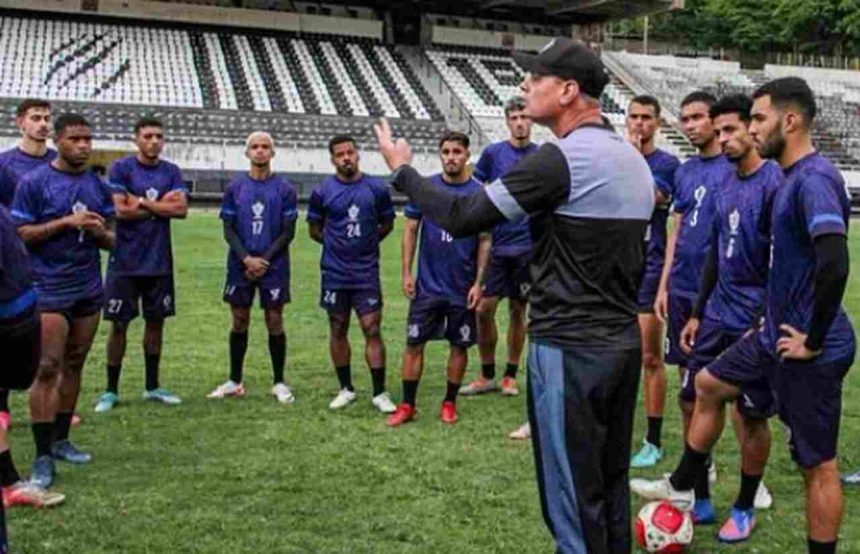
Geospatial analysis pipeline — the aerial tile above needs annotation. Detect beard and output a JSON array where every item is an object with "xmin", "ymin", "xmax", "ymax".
[
  {"xmin": 758, "ymin": 126, "xmax": 786, "ymax": 160},
  {"xmin": 338, "ymin": 164, "xmax": 356, "ymax": 179}
]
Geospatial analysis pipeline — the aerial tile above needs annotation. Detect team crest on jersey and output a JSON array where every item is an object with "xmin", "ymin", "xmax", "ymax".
[
  {"xmin": 252, "ymin": 201, "xmax": 265, "ymax": 218},
  {"xmin": 348, "ymin": 204, "xmax": 360, "ymax": 222},
  {"xmin": 72, "ymin": 201, "xmax": 87, "ymax": 214},
  {"xmin": 459, "ymin": 324, "xmax": 471, "ymax": 342},
  {"xmin": 145, "ymin": 187, "xmax": 159, "ymax": 201}
]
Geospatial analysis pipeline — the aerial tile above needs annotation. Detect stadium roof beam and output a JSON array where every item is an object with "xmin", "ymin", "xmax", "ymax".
[{"xmin": 547, "ymin": 0, "xmax": 612, "ymax": 15}]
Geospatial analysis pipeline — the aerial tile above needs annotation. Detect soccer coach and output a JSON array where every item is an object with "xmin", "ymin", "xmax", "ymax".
[{"xmin": 376, "ymin": 39, "xmax": 654, "ymax": 553}]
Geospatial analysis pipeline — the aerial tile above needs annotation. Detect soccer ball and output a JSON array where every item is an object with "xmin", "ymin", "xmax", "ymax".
[{"xmin": 635, "ymin": 501, "xmax": 694, "ymax": 553}]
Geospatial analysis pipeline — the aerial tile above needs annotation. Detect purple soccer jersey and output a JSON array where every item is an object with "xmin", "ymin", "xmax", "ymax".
[{"xmin": 0, "ymin": 147, "xmax": 57, "ymax": 206}]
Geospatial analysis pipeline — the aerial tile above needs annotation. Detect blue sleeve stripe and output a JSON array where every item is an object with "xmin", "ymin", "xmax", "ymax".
[
  {"xmin": 0, "ymin": 288, "xmax": 36, "ymax": 318},
  {"xmin": 107, "ymin": 181, "xmax": 128, "ymax": 192},
  {"xmin": 221, "ymin": 208, "xmax": 237, "ymax": 216},
  {"xmin": 808, "ymin": 214, "xmax": 845, "ymax": 234},
  {"xmin": 485, "ymin": 179, "xmax": 526, "ymax": 221},
  {"xmin": 10, "ymin": 209, "xmax": 34, "ymax": 222}
]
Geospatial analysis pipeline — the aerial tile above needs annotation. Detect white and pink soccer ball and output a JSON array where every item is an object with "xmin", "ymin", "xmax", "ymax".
[{"xmin": 635, "ymin": 501, "xmax": 694, "ymax": 553}]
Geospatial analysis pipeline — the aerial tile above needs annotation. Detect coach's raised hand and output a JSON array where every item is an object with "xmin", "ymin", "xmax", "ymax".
[{"xmin": 374, "ymin": 118, "xmax": 412, "ymax": 173}]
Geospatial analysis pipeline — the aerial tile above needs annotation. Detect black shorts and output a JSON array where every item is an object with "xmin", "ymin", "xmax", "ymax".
[
  {"xmin": 665, "ymin": 293, "xmax": 693, "ymax": 366},
  {"xmin": 679, "ymin": 319, "xmax": 743, "ymax": 403},
  {"xmin": 483, "ymin": 252, "xmax": 531, "ymax": 300},
  {"xmin": 319, "ymin": 288, "xmax": 381, "ymax": 317},
  {"xmin": 0, "ymin": 309, "xmax": 40, "ymax": 390},
  {"xmin": 406, "ymin": 294, "xmax": 476, "ymax": 347},
  {"xmin": 39, "ymin": 293, "xmax": 104, "ymax": 323},
  {"xmin": 105, "ymin": 274, "xmax": 176, "ymax": 322},
  {"xmin": 225, "ymin": 279, "xmax": 290, "ymax": 309}
]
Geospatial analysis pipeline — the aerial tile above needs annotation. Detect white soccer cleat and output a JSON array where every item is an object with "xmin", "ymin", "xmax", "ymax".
[
  {"xmin": 271, "ymin": 383, "xmax": 296, "ymax": 404},
  {"xmin": 629, "ymin": 474, "xmax": 695, "ymax": 512},
  {"xmin": 206, "ymin": 380, "xmax": 245, "ymax": 399},
  {"xmin": 754, "ymin": 482, "xmax": 773, "ymax": 510},
  {"xmin": 371, "ymin": 392, "xmax": 396, "ymax": 414},
  {"xmin": 508, "ymin": 422, "xmax": 531, "ymax": 440},
  {"xmin": 329, "ymin": 388, "xmax": 356, "ymax": 410}
]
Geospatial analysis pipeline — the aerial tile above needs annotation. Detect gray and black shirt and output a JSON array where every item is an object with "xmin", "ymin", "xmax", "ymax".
[{"xmin": 392, "ymin": 124, "xmax": 655, "ymax": 349}]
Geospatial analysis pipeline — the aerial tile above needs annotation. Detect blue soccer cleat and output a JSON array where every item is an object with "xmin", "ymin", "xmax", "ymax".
[
  {"xmin": 29, "ymin": 455, "xmax": 55, "ymax": 489},
  {"xmin": 51, "ymin": 440, "xmax": 92, "ymax": 465},
  {"xmin": 719, "ymin": 507, "xmax": 756, "ymax": 543},
  {"xmin": 142, "ymin": 388, "xmax": 182, "ymax": 406},
  {"xmin": 94, "ymin": 392, "xmax": 119, "ymax": 413},
  {"xmin": 631, "ymin": 440, "xmax": 664, "ymax": 469},
  {"xmin": 692, "ymin": 498, "xmax": 716, "ymax": 525}
]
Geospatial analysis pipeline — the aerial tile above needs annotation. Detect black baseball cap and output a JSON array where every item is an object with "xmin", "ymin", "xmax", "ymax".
[{"xmin": 512, "ymin": 37, "xmax": 609, "ymax": 98}]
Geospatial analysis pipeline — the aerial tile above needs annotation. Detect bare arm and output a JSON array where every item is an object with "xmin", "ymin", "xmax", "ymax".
[
  {"xmin": 378, "ymin": 218, "xmax": 394, "ymax": 240},
  {"xmin": 141, "ymin": 191, "xmax": 188, "ymax": 219},
  {"xmin": 17, "ymin": 216, "xmax": 73, "ymax": 245},
  {"xmin": 401, "ymin": 217, "xmax": 419, "ymax": 298},
  {"xmin": 475, "ymin": 232, "xmax": 491, "ymax": 287},
  {"xmin": 112, "ymin": 193, "xmax": 151, "ymax": 221},
  {"xmin": 308, "ymin": 220, "xmax": 324, "ymax": 244},
  {"xmin": 91, "ymin": 218, "xmax": 116, "ymax": 250},
  {"xmin": 654, "ymin": 212, "xmax": 681, "ymax": 321}
]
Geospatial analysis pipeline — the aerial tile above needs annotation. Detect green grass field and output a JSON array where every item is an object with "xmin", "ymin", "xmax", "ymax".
[{"xmin": 6, "ymin": 210, "xmax": 860, "ymax": 553}]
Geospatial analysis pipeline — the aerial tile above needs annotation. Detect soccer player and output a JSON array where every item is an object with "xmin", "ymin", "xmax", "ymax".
[
  {"xmin": 94, "ymin": 117, "xmax": 188, "ymax": 413},
  {"xmin": 631, "ymin": 94, "xmax": 779, "ymax": 536},
  {"xmin": 307, "ymin": 136, "xmax": 396, "ymax": 413},
  {"xmin": 11, "ymin": 113, "xmax": 115, "ymax": 488},
  {"xmin": 386, "ymin": 131, "xmax": 491, "ymax": 427},
  {"xmin": 207, "ymin": 132, "xmax": 297, "ymax": 404},
  {"xmin": 0, "ymin": 206, "xmax": 66, "ymax": 508},
  {"xmin": 637, "ymin": 78, "xmax": 854, "ymax": 554},
  {"xmin": 376, "ymin": 38, "xmax": 654, "ymax": 553},
  {"xmin": 459, "ymin": 96, "xmax": 536, "ymax": 398},
  {"xmin": 0, "ymin": 98, "xmax": 56, "ymax": 430},
  {"xmin": 625, "ymin": 95, "xmax": 681, "ymax": 469}
]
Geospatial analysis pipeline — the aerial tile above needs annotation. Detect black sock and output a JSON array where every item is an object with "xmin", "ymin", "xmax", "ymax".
[
  {"xmin": 402, "ymin": 379, "xmax": 419, "ymax": 406},
  {"xmin": 106, "ymin": 364, "xmax": 122, "ymax": 394},
  {"xmin": 481, "ymin": 363, "xmax": 496, "ymax": 380},
  {"xmin": 0, "ymin": 450, "xmax": 20, "ymax": 487},
  {"xmin": 504, "ymin": 363, "xmax": 519, "ymax": 379},
  {"xmin": 229, "ymin": 331, "xmax": 248, "ymax": 384},
  {"xmin": 808, "ymin": 539, "xmax": 836, "ymax": 554},
  {"xmin": 444, "ymin": 381, "xmax": 459, "ymax": 403},
  {"xmin": 694, "ymin": 457, "xmax": 711, "ymax": 500},
  {"xmin": 0, "ymin": 390, "xmax": 9, "ymax": 413},
  {"xmin": 32, "ymin": 422, "xmax": 53, "ymax": 458},
  {"xmin": 335, "ymin": 365, "xmax": 354, "ymax": 392},
  {"xmin": 268, "ymin": 333, "xmax": 286, "ymax": 384},
  {"xmin": 53, "ymin": 412, "xmax": 73, "ymax": 443},
  {"xmin": 646, "ymin": 416, "xmax": 663, "ymax": 448},
  {"xmin": 669, "ymin": 442, "xmax": 710, "ymax": 492},
  {"xmin": 144, "ymin": 354, "xmax": 160, "ymax": 391},
  {"xmin": 735, "ymin": 471, "xmax": 762, "ymax": 510},
  {"xmin": 370, "ymin": 367, "xmax": 385, "ymax": 397}
]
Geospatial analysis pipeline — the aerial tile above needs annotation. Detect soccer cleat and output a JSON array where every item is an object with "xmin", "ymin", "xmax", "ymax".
[
  {"xmin": 440, "ymin": 401, "xmax": 458, "ymax": 424},
  {"xmin": 50, "ymin": 440, "xmax": 91, "ymax": 465},
  {"xmin": 271, "ymin": 383, "xmax": 296, "ymax": 405},
  {"xmin": 206, "ymin": 380, "xmax": 245, "ymax": 399},
  {"xmin": 718, "ymin": 507, "xmax": 756, "ymax": 543},
  {"xmin": 692, "ymin": 499, "xmax": 716, "ymax": 525},
  {"xmin": 143, "ymin": 388, "xmax": 182, "ymax": 405},
  {"xmin": 499, "ymin": 377, "xmax": 519, "ymax": 396},
  {"xmin": 754, "ymin": 482, "xmax": 773, "ymax": 510},
  {"xmin": 94, "ymin": 392, "xmax": 119, "ymax": 413},
  {"xmin": 386, "ymin": 403, "xmax": 416, "ymax": 427},
  {"xmin": 0, "ymin": 411, "xmax": 10, "ymax": 431},
  {"xmin": 630, "ymin": 440, "xmax": 664, "ymax": 468},
  {"xmin": 3, "ymin": 481, "xmax": 65, "ymax": 509},
  {"xmin": 29, "ymin": 456, "xmax": 55, "ymax": 490},
  {"xmin": 842, "ymin": 469, "xmax": 860, "ymax": 485},
  {"xmin": 371, "ymin": 392, "xmax": 396, "ymax": 414},
  {"xmin": 458, "ymin": 377, "xmax": 497, "ymax": 396},
  {"xmin": 629, "ymin": 474, "xmax": 695, "ymax": 512},
  {"xmin": 328, "ymin": 388, "xmax": 356, "ymax": 410},
  {"xmin": 508, "ymin": 422, "xmax": 531, "ymax": 440}
]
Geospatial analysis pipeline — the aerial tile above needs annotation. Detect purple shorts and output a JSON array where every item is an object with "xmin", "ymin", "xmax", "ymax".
[
  {"xmin": 319, "ymin": 287, "xmax": 381, "ymax": 317},
  {"xmin": 406, "ymin": 294, "xmax": 476, "ymax": 347},
  {"xmin": 483, "ymin": 251, "xmax": 531, "ymax": 300},
  {"xmin": 665, "ymin": 293, "xmax": 693, "ymax": 366}
]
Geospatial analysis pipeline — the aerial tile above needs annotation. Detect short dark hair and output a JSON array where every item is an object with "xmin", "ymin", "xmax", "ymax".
[
  {"xmin": 753, "ymin": 77, "xmax": 816, "ymax": 124},
  {"xmin": 680, "ymin": 91, "xmax": 717, "ymax": 110},
  {"xmin": 629, "ymin": 95, "xmax": 661, "ymax": 117},
  {"xmin": 438, "ymin": 130, "xmax": 470, "ymax": 150},
  {"xmin": 134, "ymin": 116, "xmax": 163, "ymax": 134},
  {"xmin": 53, "ymin": 113, "xmax": 91, "ymax": 136},
  {"xmin": 16, "ymin": 98, "xmax": 51, "ymax": 118},
  {"xmin": 504, "ymin": 96, "xmax": 527, "ymax": 117},
  {"xmin": 328, "ymin": 135, "xmax": 355, "ymax": 154},
  {"xmin": 709, "ymin": 94, "xmax": 753, "ymax": 123}
]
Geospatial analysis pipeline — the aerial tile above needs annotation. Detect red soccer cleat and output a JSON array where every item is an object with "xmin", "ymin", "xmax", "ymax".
[
  {"xmin": 386, "ymin": 403, "xmax": 416, "ymax": 427},
  {"xmin": 440, "ymin": 401, "xmax": 458, "ymax": 425}
]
